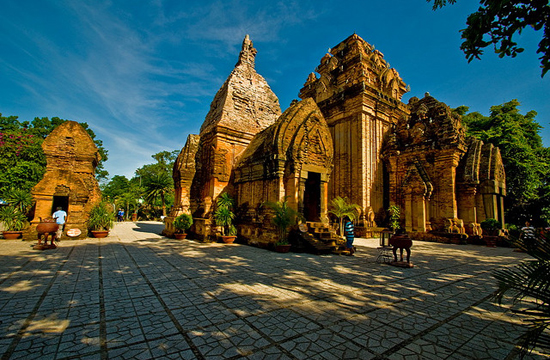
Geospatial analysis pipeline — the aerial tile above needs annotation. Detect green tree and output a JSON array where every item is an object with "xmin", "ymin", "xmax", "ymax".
[
  {"xmin": 143, "ymin": 172, "xmax": 173, "ymax": 217},
  {"xmin": 328, "ymin": 196, "xmax": 361, "ymax": 236},
  {"xmin": 0, "ymin": 113, "xmax": 109, "ymax": 194},
  {"xmin": 134, "ymin": 150, "xmax": 178, "ymax": 217},
  {"xmin": 460, "ymin": 100, "xmax": 550, "ymax": 225},
  {"xmin": 429, "ymin": 0, "xmax": 550, "ymax": 77}
]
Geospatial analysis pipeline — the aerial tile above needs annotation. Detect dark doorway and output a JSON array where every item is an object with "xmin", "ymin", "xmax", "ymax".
[
  {"xmin": 303, "ymin": 172, "xmax": 321, "ymax": 222},
  {"xmin": 52, "ymin": 196, "xmax": 69, "ymax": 216}
]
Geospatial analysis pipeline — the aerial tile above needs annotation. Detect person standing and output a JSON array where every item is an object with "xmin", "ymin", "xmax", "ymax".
[
  {"xmin": 344, "ymin": 216, "xmax": 355, "ymax": 255},
  {"xmin": 520, "ymin": 219, "xmax": 537, "ymax": 250},
  {"xmin": 52, "ymin": 206, "xmax": 67, "ymax": 240}
]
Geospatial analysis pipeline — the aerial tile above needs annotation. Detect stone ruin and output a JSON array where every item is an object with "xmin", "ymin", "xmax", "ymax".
[
  {"xmin": 25, "ymin": 121, "xmax": 102, "ymax": 240},
  {"xmin": 166, "ymin": 34, "xmax": 506, "ymax": 248}
]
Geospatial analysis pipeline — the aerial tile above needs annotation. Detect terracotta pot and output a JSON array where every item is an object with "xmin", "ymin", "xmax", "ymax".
[
  {"xmin": 36, "ymin": 222, "xmax": 59, "ymax": 234},
  {"xmin": 275, "ymin": 244, "xmax": 291, "ymax": 253},
  {"xmin": 221, "ymin": 236, "xmax": 236, "ymax": 244},
  {"xmin": 174, "ymin": 233, "xmax": 187, "ymax": 240},
  {"xmin": 2, "ymin": 231, "xmax": 22, "ymax": 240},
  {"xmin": 91, "ymin": 230, "xmax": 109, "ymax": 238}
]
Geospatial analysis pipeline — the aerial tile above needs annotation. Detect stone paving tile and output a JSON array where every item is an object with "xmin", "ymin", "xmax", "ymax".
[
  {"xmin": 146, "ymin": 333, "xmax": 195, "ymax": 358},
  {"xmin": 244, "ymin": 345, "xmax": 293, "ymax": 360},
  {"xmin": 328, "ymin": 313, "xmax": 387, "ymax": 342},
  {"xmin": 160, "ymin": 289, "xmax": 215, "ymax": 310},
  {"xmin": 358, "ymin": 321, "xmax": 415, "ymax": 356},
  {"xmin": 280, "ymin": 327, "xmax": 376, "ymax": 359},
  {"xmin": 247, "ymin": 307, "xmax": 321, "ymax": 342},
  {"xmin": 172, "ymin": 301, "xmax": 239, "ymax": 331},
  {"xmin": 108, "ymin": 342, "xmax": 153, "ymax": 360},
  {"xmin": 0, "ymin": 223, "xmax": 548, "ymax": 359},
  {"xmin": 292, "ymin": 299, "xmax": 355, "ymax": 326},
  {"xmin": 56, "ymin": 323, "xmax": 101, "ymax": 359},
  {"xmin": 189, "ymin": 318, "xmax": 270, "ymax": 358},
  {"xmin": 105, "ymin": 316, "xmax": 146, "ymax": 348},
  {"xmin": 452, "ymin": 333, "xmax": 519, "ymax": 360},
  {"xmin": 387, "ymin": 337, "xmax": 455, "ymax": 360},
  {"xmin": 136, "ymin": 311, "xmax": 180, "ymax": 342},
  {"xmin": 0, "ymin": 295, "xmax": 41, "ymax": 315},
  {"xmin": 219, "ymin": 295, "xmax": 276, "ymax": 317}
]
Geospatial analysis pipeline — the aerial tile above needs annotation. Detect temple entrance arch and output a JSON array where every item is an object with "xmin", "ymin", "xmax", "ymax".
[
  {"xmin": 303, "ymin": 172, "xmax": 321, "ymax": 221},
  {"xmin": 52, "ymin": 196, "xmax": 69, "ymax": 216}
]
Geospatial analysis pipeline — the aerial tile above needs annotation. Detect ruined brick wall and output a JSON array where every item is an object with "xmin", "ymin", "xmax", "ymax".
[{"xmin": 26, "ymin": 121, "xmax": 101, "ymax": 240}]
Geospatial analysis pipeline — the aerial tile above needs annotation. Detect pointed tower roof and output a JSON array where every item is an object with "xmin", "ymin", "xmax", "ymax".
[{"xmin": 199, "ymin": 35, "xmax": 281, "ymax": 136}]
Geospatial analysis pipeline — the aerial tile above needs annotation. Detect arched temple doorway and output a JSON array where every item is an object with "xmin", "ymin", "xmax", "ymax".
[{"xmin": 303, "ymin": 172, "xmax": 321, "ymax": 221}]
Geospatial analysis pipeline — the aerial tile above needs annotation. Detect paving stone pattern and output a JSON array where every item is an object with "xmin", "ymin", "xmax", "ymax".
[{"xmin": 0, "ymin": 221, "xmax": 548, "ymax": 359}]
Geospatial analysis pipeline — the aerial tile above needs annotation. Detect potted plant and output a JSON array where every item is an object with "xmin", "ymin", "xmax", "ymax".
[
  {"xmin": 214, "ymin": 193, "xmax": 237, "ymax": 243},
  {"xmin": 388, "ymin": 205, "xmax": 401, "ymax": 233},
  {"xmin": 88, "ymin": 201, "xmax": 115, "ymax": 238},
  {"xmin": 264, "ymin": 197, "xmax": 302, "ymax": 252},
  {"xmin": 173, "ymin": 213, "xmax": 193, "ymax": 239},
  {"xmin": 480, "ymin": 218, "xmax": 501, "ymax": 247},
  {"xmin": 0, "ymin": 206, "xmax": 28, "ymax": 239}
]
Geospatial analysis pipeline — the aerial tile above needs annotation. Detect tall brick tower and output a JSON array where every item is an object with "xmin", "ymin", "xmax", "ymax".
[{"xmin": 299, "ymin": 34, "xmax": 410, "ymax": 222}]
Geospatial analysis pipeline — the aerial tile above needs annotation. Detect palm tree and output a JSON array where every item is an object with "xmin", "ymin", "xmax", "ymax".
[
  {"xmin": 143, "ymin": 172, "xmax": 173, "ymax": 217},
  {"xmin": 2, "ymin": 188, "xmax": 33, "ymax": 214},
  {"xmin": 328, "ymin": 196, "xmax": 361, "ymax": 236},
  {"xmin": 492, "ymin": 232, "xmax": 550, "ymax": 356}
]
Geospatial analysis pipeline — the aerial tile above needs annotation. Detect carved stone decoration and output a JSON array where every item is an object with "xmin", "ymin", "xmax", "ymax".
[
  {"xmin": 25, "ymin": 121, "xmax": 102, "ymax": 240},
  {"xmin": 382, "ymin": 93, "xmax": 506, "ymax": 235}
]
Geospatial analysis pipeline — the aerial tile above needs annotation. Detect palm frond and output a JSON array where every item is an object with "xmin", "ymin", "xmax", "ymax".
[{"xmin": 492, "ymin": 232, "xmax": 550, "ymax": 356}]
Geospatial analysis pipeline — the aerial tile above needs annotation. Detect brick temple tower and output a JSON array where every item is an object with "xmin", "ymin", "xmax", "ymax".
[{"xmin": 299, "ymin": 34, "xmax": 410, "ymax": 222}]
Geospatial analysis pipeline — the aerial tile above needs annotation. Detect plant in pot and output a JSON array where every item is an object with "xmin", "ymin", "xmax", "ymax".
[
  {"xmin": 88, "ymin": 201, "xmax": 115, "ymax": 238},
  {"xmin": 173, "ymin": 214, "xmax": 193, "ymax": 239},
  {"xmin": 264, "ymin": 197, "xmax": 302, "ymax": 252},
  {"xmin": 388, "ymin": 205, "xmax": 401, "ymax": 233},
  {"xmin": 0, "ymin": 206, "xmax": 28, "ymax": 239},
  {"xmin": 480, "ymin": 218, "xmax": 501, "ymax": 247},
  {"xmin": 214, "ymin": 193, "xmax": 237, "ymax": 243}
]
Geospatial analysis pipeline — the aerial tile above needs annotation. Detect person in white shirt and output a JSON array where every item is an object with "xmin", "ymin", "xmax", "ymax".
[{"xmin": 52, "ymin": 207, "xmax": 67, "ymax": 239}]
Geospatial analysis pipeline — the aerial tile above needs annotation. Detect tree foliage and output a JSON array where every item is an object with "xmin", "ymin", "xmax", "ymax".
[
  {"xmin": 459, "ymin": 100, "xmax": 550, "ymax": 225},
  {"xmin": 0, "ymin": 113, "xmax": 109, "ymax": 194},
  {"xmin": 328, "ymin": 196, "xmax": 361, "ymax": 236},
  {"xmin": 429, "ymin": 0, "xmax": 550, "ymax": 77}
]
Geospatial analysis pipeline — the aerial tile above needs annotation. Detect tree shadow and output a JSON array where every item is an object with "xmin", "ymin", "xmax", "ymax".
[{"xmin": 0, "ymin": 230, "xmax": 539, "ymax": 359}]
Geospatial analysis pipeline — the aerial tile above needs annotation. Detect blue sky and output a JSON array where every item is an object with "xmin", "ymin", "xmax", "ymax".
[{"xmin": 1, "ymin": 0, "xmax": 549, "ymax": 179}]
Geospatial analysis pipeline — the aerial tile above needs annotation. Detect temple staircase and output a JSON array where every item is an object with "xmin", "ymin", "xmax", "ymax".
[{"xmin": 291, "ymin": 222, "xmax": 350, "ymax": 255}]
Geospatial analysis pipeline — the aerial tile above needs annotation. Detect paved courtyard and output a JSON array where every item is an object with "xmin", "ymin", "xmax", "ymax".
[{"xmin": 0, "ymin": 221, "xmax": 547, "ymax": 359}]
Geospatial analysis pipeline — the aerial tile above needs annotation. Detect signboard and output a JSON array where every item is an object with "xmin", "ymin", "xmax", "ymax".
[{"xmin": 66, "ymin": 228, "xmax": 82, "ymax": 238}]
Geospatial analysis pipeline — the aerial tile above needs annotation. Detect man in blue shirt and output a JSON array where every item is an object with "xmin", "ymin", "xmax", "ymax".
[
  {"xmin": 52, "ymin": 207, "xmax": 67, "ymax": 239},
  {"xmin": 344, "ymin": 216, "xmax": 355, "ymax": 255}
]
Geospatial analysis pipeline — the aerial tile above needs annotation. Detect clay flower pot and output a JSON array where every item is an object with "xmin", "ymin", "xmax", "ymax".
[
  {"xmin": 91, "ymin": 230, "xmax": 109, "ymax": 238},
  {"xmin": 174, "ymin": 233, "xmax": 187, "ymax": 240},
  {"xmin": 275, "ymin": 244, "xmax": 291, "ymax": 253},
  {"xmin": 221, "ymin": 236, "xmax": 236, "ymax": 244},
  {"xmin": 2, "ymin": 231, "xmax": 22, "ymax": 240}
]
